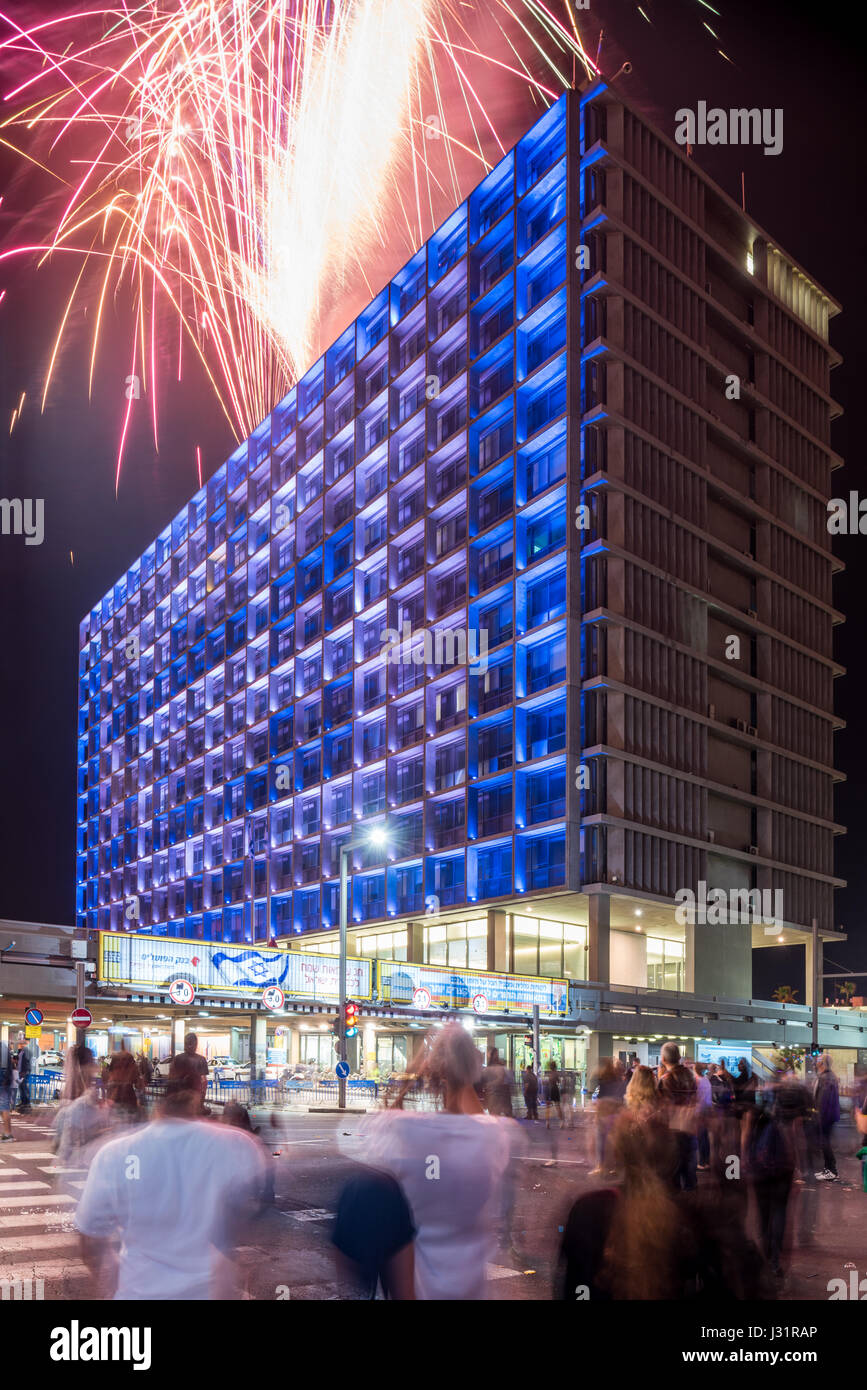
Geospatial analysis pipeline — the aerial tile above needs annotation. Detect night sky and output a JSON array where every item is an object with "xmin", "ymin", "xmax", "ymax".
[{"xmin": 0, "ymin": 0, "xmax": 862, "ymax": 1004}]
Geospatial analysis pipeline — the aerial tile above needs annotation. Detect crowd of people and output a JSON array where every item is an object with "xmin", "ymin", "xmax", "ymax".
[{"xmin": 0, "ymin": 1027, "xmax": 858, "ymax": 1300}]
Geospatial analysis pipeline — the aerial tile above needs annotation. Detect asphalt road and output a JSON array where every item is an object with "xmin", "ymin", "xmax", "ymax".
[{"xmin": 1, "ymin": 1106, "xmax": 864, "ymax": 1301}]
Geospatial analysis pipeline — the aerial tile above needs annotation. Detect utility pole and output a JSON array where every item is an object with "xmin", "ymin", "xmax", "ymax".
[
  {"xmin": 75, "ymin": 961, "xmax": 86, "ymax": 1046},
  {"xmin": 811, "ymin": 917, "xmax": 819, "ymax": 1058}
]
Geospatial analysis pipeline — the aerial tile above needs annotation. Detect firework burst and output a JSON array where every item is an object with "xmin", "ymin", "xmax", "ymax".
[{"xmin": 0, "ymin": 2, "xmax": 599, "ymax": 480}]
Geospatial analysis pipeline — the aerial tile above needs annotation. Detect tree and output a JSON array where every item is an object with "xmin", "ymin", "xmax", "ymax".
[
  {"xmin": 838, "ymin": 980, "xmax": 856, "ymax": 1006},
  {"xmin": 772, "ymin": 985, "xmax": 799, "ymax": 1003},
  {"xmin": 772, "ymin": 1044, "xmax": 804, "ymax": 1073}
]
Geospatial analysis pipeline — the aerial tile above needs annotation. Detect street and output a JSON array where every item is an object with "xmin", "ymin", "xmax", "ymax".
[{"xmin": 1, "ymin": 1104, "xmax": 865, "ymax": 1301}]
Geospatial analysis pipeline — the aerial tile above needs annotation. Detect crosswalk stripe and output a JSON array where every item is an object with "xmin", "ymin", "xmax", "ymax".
[
  {"xmin": 0, "ymin": 1152, "xmax": 57, "ymax": 1160},
  {"xmin": 0, "ymin": 1181, "xmax": 50, "ymax": 1193},
  {"xmin": 38, "ymin": 1166, "xmax": 88, "ymax": 1175},
  {"xmin": 0, "ymin": 1169, "xmax": 27, "ymax": 1176},
  {"xmin": 0, "ymin": 1233, "xmax": 78, "ymax": 1253},
  {"xmin": 0, "ymin": 1194, "xmax": 75, "ymax": 1208},
  {"xmin": 0, "ymin": 1213, "xmax": 75, "ymax": 1229},
  {"xmin": 0, "ymin": 1262, "xmax": 88, "ymax": 1281}
]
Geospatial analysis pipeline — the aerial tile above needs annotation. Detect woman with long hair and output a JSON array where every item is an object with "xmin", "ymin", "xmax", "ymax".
[{"xmin": 359, "ymin": 1023, "xmax": 515, "ymax": 1299}]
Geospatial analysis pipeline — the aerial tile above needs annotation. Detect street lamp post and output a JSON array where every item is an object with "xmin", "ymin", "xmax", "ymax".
[{"xmin": 338, "ymin": 824, "xmax": 389, "ymax": 1110}]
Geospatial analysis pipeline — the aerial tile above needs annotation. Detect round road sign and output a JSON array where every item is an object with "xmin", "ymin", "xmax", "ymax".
[
  {"xmin": 472, "ymin": 993, "xmax": 489, "ymax": 1014},
  {"xmin": 335, "ymin": 1060, "xmax": 350, "ymax": 1079},
  {"xmin": 168, "ymin": 979, "xmax": 195, "ymax": 1006},
  {"xmin": 412, "ymin": 987, "xmax": 432, "ymax": 1008},
  {"xmin": 70, "ymin": 1007, "xmax": 93, "ymax": 1029},
  {"xmin": 262, "ymin": 986, "xmax": 285, "ymax": 1011},
  {"xmin": 24, "ymin": 1007, "xmax": 43, "ymax": 1027}
]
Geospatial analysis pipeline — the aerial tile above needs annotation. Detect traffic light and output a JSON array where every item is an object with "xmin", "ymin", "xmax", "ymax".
[
  {"xmin": 344, "ymin": 1001, "xmax": 360, "ymax": 1039},
  {"xmin": 810, "ymin": 1044, "xmax": 823, "ymax": 1058},
  {"xmin": 331, "ymin": 1015, "xmax": 341, "ymax": 1036}
]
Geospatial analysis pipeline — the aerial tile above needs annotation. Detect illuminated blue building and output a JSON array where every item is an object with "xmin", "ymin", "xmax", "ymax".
[{"xmin": 78, "ymin": 81, "xmax": 842, "ymax": 1028}]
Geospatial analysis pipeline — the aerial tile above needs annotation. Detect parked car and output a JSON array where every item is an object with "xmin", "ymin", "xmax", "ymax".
[
  {"xmin": 36, "ymin": 1049, "xmax": 64, "ymax": 1071},
  {"xmin": 210, "ymin": 1056, "xmax": 251, "ymax": 1082}
]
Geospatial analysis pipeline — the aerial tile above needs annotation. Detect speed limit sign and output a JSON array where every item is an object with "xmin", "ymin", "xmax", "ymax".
[
  {"xmin": 262, "ymin": 986, "xmax": 285, "ymax": 1011},
  {"xmin": 168, "ymin": 979, "xmax": 195, "ymax": 1006}
]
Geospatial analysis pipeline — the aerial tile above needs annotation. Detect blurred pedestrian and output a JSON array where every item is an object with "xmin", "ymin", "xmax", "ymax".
[
  {"xmin": 13, "ymin": 1039, "xmax": 31, "ymax": 1112},
  {"xmin": 745, "ymin": 1093, "xmax": 796, "ymax": 1276},
  {"xmin": 0, "ymin": 1038, "xmax": 16, "ymax": 1141},
  {"xmin": 360, "ymin": 1024, "xmax": 514, "ymax": 1299},
  {"xmin": 545, "ymin": 1059, "xmax": 563, "ymax": 1130},
  {"xmin": 694, "ymin": 1063, "xmax": 712, "ymax": 1170},
  {"xmin": 733, "ymin": 1058, "xmax": 758, "ymax": 1113},
  {"xmin": 172, "ymin": 1033, "xmax": 209, "ymax": 1114},
  {"xmin": 137, "ymin": 1052, "xmax": 154, "ymax": 1090},
  {"xmin": 813, "ymin": 1053, "xmax": 840, "ymax": 1181},
  {"xmin": 590, "ymin": 1058, "xmax": 626, "ymax": 1177},
  {"xmin": 76, "ymin": 1054, "xmax": 266, "ymax": 1299},
  {"xmin": 483, "ymin": 1048, "xmax": 513, "ymax": 1118},
  {"xmin": 522, "ymin": 1063, "xmax": 539, "ymax": 1122},
  {"xmin": 105, "ymin": 1050, "xmax": 142, "ymax": 1122},
  {"xmin": 658, "ymin": 1041, "xmax": 698, "ymax": 1191},
  {"xmin": 332, "ymin": 1168, "xmax": 416, "ymax": 1299},
  {"xmin": 52, "ymin": 1046, "xmax": 111, "ymax": 1164}
]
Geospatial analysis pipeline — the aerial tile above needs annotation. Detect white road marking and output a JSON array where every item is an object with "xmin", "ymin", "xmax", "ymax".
[
  {"xmin": 0, "ymin": 1233, "xmax": 78, "ymax": 1252},
  {"xmin": 0, "ymin": 1261, "xmax": 88, "ymax": 1281},
  {"xmin": 0, "ymin": 1180, "xmax": 50, "ymax": 1193},
  {"xmin": 0, "ymin": 1194, "xmax": 76, "ymax": 1209}
]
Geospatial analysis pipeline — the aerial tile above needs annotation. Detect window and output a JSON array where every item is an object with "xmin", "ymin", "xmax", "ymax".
[
  {"xmin": 647, "ymin": 937, "xmax": 685, "ymax": 991},
  {"xmin": 478, "ymin": 720, "xmax": 513, "ymax": 775},
  {"xmin": 396, "ymin": 757, "xmax": 423, "ymax": 803},
  {"xmin": 424, "ymin": 918, "xmax": 486, "ymax": 968},
  {"xmin": 361, "ymin": 771, "xmax": 385, "ymax": 814},
  {"xmin": 527, "ymin": 703, "xmax": 565, "ymax": 758},
  {"xmin": 526, "ymin": 634, "xmax": 565, "ymax": 691},
  {"xmin": 479, "ymin": 659, "xmax": 513, "ymax": 713},
  {"xmin": 527, "ymin": 437, "xmax": 566, "ymax": 497},
  {"xmin": 477, "ymin": 781, "xmax": 512, "ymax": 836},
  {"xmin": 527, "ymin": 571, "xmax": 566, "ymax": 627},
  {"xmin": 526, "ymin": 767, "xmax": 565, "ymax": 823}
]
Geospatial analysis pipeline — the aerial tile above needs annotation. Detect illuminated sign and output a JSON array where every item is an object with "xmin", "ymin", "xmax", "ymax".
[
  {"xmin": 378, "ymin": 963, "xmax": 568, "ymax": 1017},
  {"xmin": 98, "ymin": 933, "xmax": 373, "ymax": 1001}
]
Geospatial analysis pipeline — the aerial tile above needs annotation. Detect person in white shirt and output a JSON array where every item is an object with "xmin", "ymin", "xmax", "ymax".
[
  {"xmin": 359, "ymin": 1023, "xmax": 515, "ymax": 1300},
  {"xmin": 694, "ymin": 1061, "xmax": 713, "ymax": 1170},
  {"xmin": 75, "ymin": 1054, "xmax": 265, "ymax": 1300}
]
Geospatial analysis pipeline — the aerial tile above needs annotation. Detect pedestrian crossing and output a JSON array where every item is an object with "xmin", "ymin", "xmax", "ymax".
[{"xmin": 0, "ymin": 1116, "xmax": 93, "ymax": 1296}]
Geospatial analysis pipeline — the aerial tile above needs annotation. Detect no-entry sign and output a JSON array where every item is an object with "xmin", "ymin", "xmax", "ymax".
[{"xmin": 70, "ymin": 1007, "xmax": 92, "ymax": 1029}]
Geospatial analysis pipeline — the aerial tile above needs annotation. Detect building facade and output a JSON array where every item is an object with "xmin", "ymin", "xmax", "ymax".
[{"xmin": 76, "ymin": 82, "xmax": 844, "ymax": 1067}]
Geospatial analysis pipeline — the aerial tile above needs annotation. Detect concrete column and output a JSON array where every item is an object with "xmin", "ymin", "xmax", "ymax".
[
  {"xmin": 288, "ymin": 1027, "xmax": 301, "ymax": 1065},
  {"xmin": 587, "ymin": 1029, "xmax": 616, "ymax": 1079},
  {"xmin": 683, "ymin": 919, "xmax": 696, "ymax": 993},
  {"xmin": 587, "ymin": 893, "xmax": 610, "ymax": 983},
  {"xmin": 407, "ymin": 921, "xmax": 424, "ymax": 964},
  {"xmin": 172, "ymin": 1018, "xmax": 185, "ymax": 1057},
  {"xmin": 250, "ymin": 1012, "xmax": 268, "ymax": 1081},
  {"xmin": 488, "ymin": 911, "xmax": 508, "ymax": 973},
  {"xmin": 0, "ymin": 1023, "xmax": 8, "ymax": 1051}
]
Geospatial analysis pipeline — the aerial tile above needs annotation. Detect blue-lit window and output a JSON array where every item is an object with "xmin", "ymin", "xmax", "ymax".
[
  {"xmin": 478, "ymin": 594, "xmax": 513, "ymax": 648},
  {"xmin": 477, "ymin": 720, "xmax": 512, "ymax": 775},
  {"xmin": 524, "ymin": 833, "xmax": 565, "ymax": 889},
  {"xmin": 526, "ymin": 767, "xmax": 565, "ymax": 823},
  {"xmin": 396, "ymin": 757, "xmax": 423, "ymax": 803},
  {"xmin": 361, "ymin": 771, "xmax": 385, "ymax": 814},
  {"xmin": 477, "ymin": 657, "xmax": 513, "ymax": 713},
  {"xmin": 476, "ymin": 844, "xmax": 512, "ymax": 899},
  {"xmin": 526, "ymin": 702, "xmax": 565, "ymax": 757},
  {"xmin": 478, "ymin": 536, "xmax": 513, "ymax": 591},
  {"xmin": 527, "ymin": 571, "xmax": 566, "ymax": 627}
]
